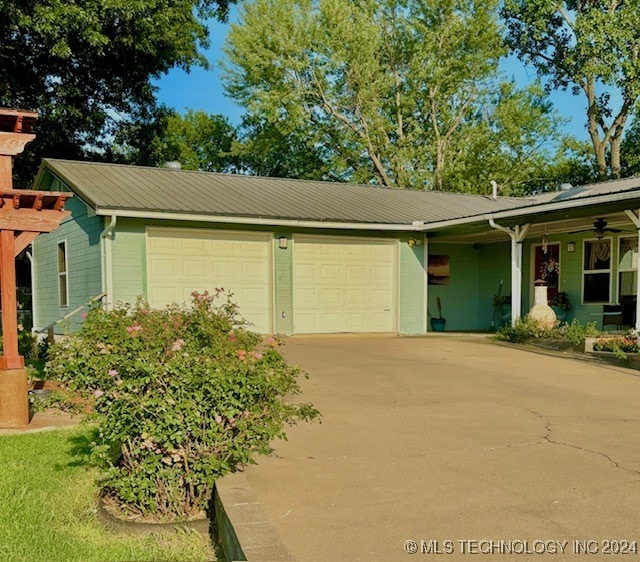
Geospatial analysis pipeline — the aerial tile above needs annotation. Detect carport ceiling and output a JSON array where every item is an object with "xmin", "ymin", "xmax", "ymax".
[{"xmin": 430, "ymin": 210, "xmax": 637, "ymax": 245}]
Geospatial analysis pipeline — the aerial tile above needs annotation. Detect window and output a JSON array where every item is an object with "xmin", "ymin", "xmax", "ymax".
[
  {"xmin": 58, "ymin": 241, "xmax": 68, "ymax": 307},
  {"xmin": 583, "ymin": 239, "xmax": 611, "ymax": 303},
  {"xmin": 618, "ymin": 236, "xmax": 638, "ymax": 299}
]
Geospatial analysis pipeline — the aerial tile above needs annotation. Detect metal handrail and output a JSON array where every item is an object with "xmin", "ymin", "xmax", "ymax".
[{"xmin": 37, "ymin": 292, "xmax": 107, "ymax": 338}]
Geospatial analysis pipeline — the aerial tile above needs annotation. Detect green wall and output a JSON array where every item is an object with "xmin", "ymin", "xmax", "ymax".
[
  {"xmin": 32, "ymin": 196, "xmax": 103, "ymax": 333},
  {"xmin": 522, "ymin": 232, "xmax": 633, "ymax": 326},
  {"xmin": 428, "ymin": 242, "xmax": 479, "ymax": 331},
  {"xmin": 109, "ymin": 220, "xmax": 427, "ymax": 335},
  {"xmin": 478, "ymin": 242, "xmax": 511, "ymax": 330},
  {"xmin": 399, "ymin": 234, "xmax": 427, "ymax": 334}
]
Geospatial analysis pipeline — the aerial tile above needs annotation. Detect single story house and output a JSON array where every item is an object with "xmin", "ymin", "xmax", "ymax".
[{"xmin": 31, "ymin": 159, "xmax": 640, "ymax": 335}]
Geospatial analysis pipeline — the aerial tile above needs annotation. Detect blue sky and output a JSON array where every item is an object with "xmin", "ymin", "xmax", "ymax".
[{"xmin": 154, "ymin": 14, "xmax": 591, "ymax": 142}]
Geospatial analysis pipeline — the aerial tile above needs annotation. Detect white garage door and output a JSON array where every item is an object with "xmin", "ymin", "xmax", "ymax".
[
  {"xmin": 146, "ymin": 228, "xmax": 272, "ymax": 333},
  {"xmin": 293, "ymin": 235, "xmax": 397, "ymax": 333}
]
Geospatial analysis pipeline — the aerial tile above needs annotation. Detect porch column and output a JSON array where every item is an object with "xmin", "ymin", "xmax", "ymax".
[
  {"xmin": 423, "ymin": 234, "xmax": 429, "ymax": 333},
  {"xmin": 489, "ymin": 220, "xmax": 530, "ymax": 326},
  {"xmin": 624, "ymin": 210, "xmax": 640, "ymax": 331}
]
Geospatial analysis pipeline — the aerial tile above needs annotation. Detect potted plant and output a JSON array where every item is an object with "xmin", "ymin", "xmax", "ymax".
[
  {"xmin": 549, "ymin": 291, "xmax": 572, "ymax": 324},
  {"xmin": 492, "ymin": 294, "xmax": 512, "ymax": 328},
  {"xmin": 429, "ymin": 296, "xmax": 446, "ymax": 332}
]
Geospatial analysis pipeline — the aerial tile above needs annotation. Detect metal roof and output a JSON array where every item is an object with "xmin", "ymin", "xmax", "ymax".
[
  {"xmin": 35, "ymin": 159, "xmax": 640, "ymax": 229},
  {"xmin": 37, "ymin": 159, "xmax": 527, "ymax": 226}
]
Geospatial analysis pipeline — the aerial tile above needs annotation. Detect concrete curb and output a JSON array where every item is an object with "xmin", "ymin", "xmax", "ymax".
[{"xmin": 214, "ymin": 472, "xmax": 294, "ymax": 562}]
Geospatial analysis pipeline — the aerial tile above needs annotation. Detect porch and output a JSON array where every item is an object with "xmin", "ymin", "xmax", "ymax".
[{"xmin": 424, "ymin": 187, "xmax": 640, "ymax": 332}]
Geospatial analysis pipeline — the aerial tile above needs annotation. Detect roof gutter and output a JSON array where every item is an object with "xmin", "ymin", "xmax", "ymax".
[
  {"xmin": 93, "ymin": 208, "xmax": 427, "ymax": 232},
  {"xmin": 421, "ymin": 188, "xmax": 640, "ymax": 232}
]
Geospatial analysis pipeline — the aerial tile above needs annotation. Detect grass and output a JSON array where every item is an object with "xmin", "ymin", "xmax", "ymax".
[{"xmin": 0, "ymin": 426, "xmax": 216, "ymax": 562}]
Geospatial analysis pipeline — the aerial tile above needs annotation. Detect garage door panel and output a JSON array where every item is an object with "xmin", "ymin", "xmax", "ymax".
[
  {"xmin": 147, "ymin": 228, "xmax": 272, "ymax": 333},
  {"xmin": 293, "ymin": 236, "xmax": 396, "ymax": 333},
  {"xmin": 149, "ymin": 258, "xmax": 176, "ymax": 276}
]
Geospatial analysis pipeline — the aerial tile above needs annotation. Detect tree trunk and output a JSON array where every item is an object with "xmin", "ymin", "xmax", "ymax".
[{"xmin": 610, "ymin": 135, "xmax": 622, "ymax": 179}]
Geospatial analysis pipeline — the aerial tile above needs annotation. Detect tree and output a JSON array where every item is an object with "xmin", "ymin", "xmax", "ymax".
[
  {"xmin": 503, "ymin": 0, "xmax": 640, "ymax": 180},
  {"xmin": 621, "ymin": 115, "xmax": 640, "ymax": 178},
  {"xmin": 223, "ymin": 0, "xmax": 563, "ymax": 193},
  {"xmin": 0, "ymin": 0, "xmax": 234, "ymax": 186},
  {"xmin": 114, "ymin": 109, "xmax": 240, "ymax": 172}
]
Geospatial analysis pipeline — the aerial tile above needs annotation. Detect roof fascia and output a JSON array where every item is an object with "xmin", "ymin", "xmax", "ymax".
[
  {"xmin": 421, "ymin": 189, "xmax": 640, "ymax": 231},
  {"xmin": 94, "ymin": 208, "xmax": 424, "ymax": 231}
]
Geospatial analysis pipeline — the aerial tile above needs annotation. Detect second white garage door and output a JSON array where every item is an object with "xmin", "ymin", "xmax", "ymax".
[
  {"xmin": 293, "ymin": 235, "xmax": 397, "ymax": 333},
  {"xmin": 146, "ymin": 227, "xmax": 272, "ymax": 333}
]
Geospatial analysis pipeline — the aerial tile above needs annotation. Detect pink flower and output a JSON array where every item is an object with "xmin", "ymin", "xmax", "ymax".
[
  {"xmin": 229, "ymin": 417, "xmax": 236, "ymax": 426},
  {"xmin": 81, "ymin": 312, "xmax": 88, "ymax": 319},
  {"xmin": 236, "ymin": 350, "xmax": 247, "ymax": 361},
  {"xmin": 229, "ymin": 333, "xmax": 237, "ymax": 343},
  {"xmin": 251, "ymin": 351, "xmax": 263, "ymax": 360},
  {"xmin": 215, "ymin": 414, "xmax": 223, "ymax": 424},
  {"xmin": 267, "ymin": 336, "xmax": 277, "ymax": 348},
  {"xmin": 108, "ymin": 369, "xmax": 118, "ymax": 377},
  {"xmin": 171, "ymin": 338, "xmax": 185, "ymax": 352},
  {"xmin": 94, "ymin": 389, "xmax": 104, "ymax": 398},
  {"xmin": 126, "ymin": 324, "xmax": 143, "ymax": 336}
]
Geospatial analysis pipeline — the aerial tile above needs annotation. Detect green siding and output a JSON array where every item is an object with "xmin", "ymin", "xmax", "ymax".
[
  {"xmin": 522, "ymin": 233, "xmax": 626, "ymax": 326},
  {"xmin": 108, "ymin": 220, "xmax": 424, "ymax": 334},
  {"xmin": 399, "ymin": 235, "xmax": 426, "ymax": 334},
  {"xmin": 33, "ymin": 196, "xmax": 103, "ymax": 333},
  {"xmin": 478, "ymin": 242, "xmax": 511, "ymax": 330},
  {"xmin": 428, "ymin": 243, "xmax": 482, "ymax": 331},
  {"xmin": 110, "ymin": 219, "xmax": 147, "ymax": 304},
  {"xmin": 274, "ymin": 231, "xmax": 293, "ymax": 334}
]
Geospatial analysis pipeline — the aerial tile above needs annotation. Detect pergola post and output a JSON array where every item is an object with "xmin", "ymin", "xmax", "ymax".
[
  {"xmin": 489, "ymin": 220, "xmax": 530, "ymax": 326},
  {"xmin": 0, "ymin": 108, "xmax": 71, "ymax": 427}
]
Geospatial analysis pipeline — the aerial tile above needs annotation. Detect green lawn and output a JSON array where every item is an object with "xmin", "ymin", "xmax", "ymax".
[{"xmin": 0, "ymin": 426, "xmax": 215, "ymax": 562}]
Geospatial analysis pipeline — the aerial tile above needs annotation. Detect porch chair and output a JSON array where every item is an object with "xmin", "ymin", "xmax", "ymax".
[
  {"xmin": 620, "ymin": 295, "xmax": 637, "ymax": 328},
  {"xmin": 602, "ymin": 305, "xmax": 623, "ymax": 331}
]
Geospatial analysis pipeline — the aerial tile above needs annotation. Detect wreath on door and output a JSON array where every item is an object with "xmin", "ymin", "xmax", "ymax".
[{"xmin": 539, "ymin": 257, "xmax": 559, "ymax": 288}]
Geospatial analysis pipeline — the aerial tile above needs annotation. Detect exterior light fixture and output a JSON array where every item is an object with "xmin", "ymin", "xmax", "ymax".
[
  {"xmin": 567, "ymin": 241, "xmax": 576, "ymax": 253},
  {"xmin": 408, "ymin": 237, "xmax": 423, "ymax": 247},
  {"xmin": 278, "ymin": 236, "xmax": 288, "ymax": 250}
]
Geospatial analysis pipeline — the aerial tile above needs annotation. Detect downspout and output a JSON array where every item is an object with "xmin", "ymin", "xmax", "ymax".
[
  {"xmin": 101, "ymin": 215, "xmax": 117, "ymax": 309},
  {"xmin": 489, "ymin": 218, "xmax": 530, "ymax": 326},
  {"xmin": 624, "ymin": 209, "xmax": 640, "ymax": 331},
  {"xmin": 26, "ymin": 250, "xmax": 36, "ymax": 333}
]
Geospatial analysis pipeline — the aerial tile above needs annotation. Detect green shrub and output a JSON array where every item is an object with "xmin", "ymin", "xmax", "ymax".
[
  {"xmin": 46, "ymin": 291, "xmax": 319, "ymax": 521},
  {"xmin": 558, "ymin": 319, "xmax": 600, "ymax": 347},
  {"xmin": 494, "ymin": 317, "xmax": 600, "ymax": 347},
  {"xmin": 493, "ymin": 316, "xmax": 555, "ymax": 343}
]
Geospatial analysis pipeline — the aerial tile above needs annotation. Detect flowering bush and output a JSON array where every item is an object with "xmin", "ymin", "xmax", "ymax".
[
  {"xmin": 593, "ymin": 335, "xmax": 638, "ymax": 354},
  {"xmin": 46, "ymin": 291, "xmax": 319, "ymax": 521}
]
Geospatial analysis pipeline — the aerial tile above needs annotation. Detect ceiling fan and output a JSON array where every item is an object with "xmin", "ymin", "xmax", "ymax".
[{"xmin": 568, "ymin": 218, "xmax": 629, "ymax": 239}]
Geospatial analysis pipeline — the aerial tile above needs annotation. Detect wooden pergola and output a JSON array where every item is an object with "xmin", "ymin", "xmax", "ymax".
[{"xmin": 0, "ymin": 108, "xmax": 71, "ymax": 427}]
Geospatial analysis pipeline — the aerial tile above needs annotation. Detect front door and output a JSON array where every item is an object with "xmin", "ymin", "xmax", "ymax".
[{"xmin": 533, "ymin": 243, "xmax": 560, "ymax": 301}]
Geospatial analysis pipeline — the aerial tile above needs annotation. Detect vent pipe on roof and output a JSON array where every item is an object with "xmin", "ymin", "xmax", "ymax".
[
  {"xmin": 560, "ymin": 182, "xmax": 572, "ymax": 191},
  {"xmin": 164, "ymin": 161, "xmax": 182, "ymax": 170},
  {"xmin": 490, "ymin": 180, "xmax": 498, "ymax": 200}
]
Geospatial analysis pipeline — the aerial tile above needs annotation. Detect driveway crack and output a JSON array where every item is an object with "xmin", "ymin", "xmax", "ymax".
[{"xmin": 499, "ymin": 402, "xmax": 640, "ymax": 476}]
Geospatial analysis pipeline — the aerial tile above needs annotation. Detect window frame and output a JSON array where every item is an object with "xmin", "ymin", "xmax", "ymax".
[
  {"xmin": 57, "ymin": 240, "xmax": 69, "ymax": 307},
  {"xmin": 617, "ymin": 234, "xmax": 638, "ymax": 303},
  {"xmin": 581, "ymin": 236, "xmax": 613, "ymax": 305}
]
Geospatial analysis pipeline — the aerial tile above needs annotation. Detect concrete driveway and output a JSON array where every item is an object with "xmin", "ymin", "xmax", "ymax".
[{"xmin": 242, "ymin": 335, "xmax": 640, "ymax": 561}]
